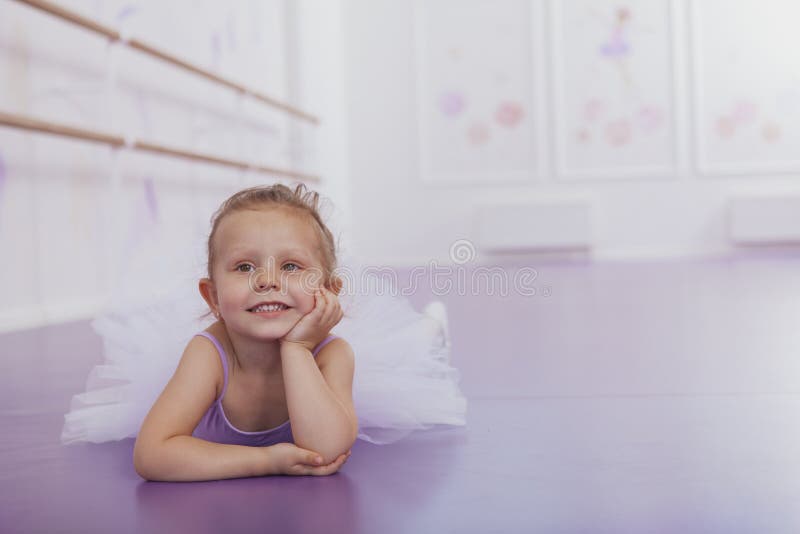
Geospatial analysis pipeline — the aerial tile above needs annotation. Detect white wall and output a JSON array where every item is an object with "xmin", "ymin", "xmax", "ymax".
[
  {"xmin": 3, "ymin": 0, "xmax": 800, "ymax": 333},
  {"xmin": 291, "ymin": 0, "xmax": 353, "ymax": 260},
  {"xmin": 341, "ymin": 0, "xmax": 800, "ymax": 266},
  {"xmin": 0, "ymin": 0, "xmax": 330, "ymax": 333}
]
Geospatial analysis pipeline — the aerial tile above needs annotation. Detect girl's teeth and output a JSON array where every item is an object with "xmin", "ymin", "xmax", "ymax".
[{"xmin": 252, "ymin": 304, "xmax": 287, "ymax": 312}]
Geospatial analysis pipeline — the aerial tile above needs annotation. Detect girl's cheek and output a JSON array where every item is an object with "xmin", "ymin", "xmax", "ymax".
[
  {"xmin": 295, "ymin": 273, "xmax": 318, "ymax": 293},
  {"xmin": 292, "ymin": 285, "xmax": 317, "ymax": 313}
]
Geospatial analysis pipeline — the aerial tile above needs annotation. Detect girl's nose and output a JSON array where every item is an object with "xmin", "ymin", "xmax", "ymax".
[{"xmin": 249, "ymin": 267, "xmax": 279, "ymax": 293}]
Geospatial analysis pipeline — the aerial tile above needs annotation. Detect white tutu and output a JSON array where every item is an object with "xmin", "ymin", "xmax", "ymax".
[{"xmin": 61, "ymin": 244, "xmax": 468, "ymax": 445}]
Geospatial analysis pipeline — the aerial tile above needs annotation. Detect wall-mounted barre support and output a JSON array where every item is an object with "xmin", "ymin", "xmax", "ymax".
[
  {"xmin": 12, "ymin": 0, "xmax": 319, "ymax": 125},
  {"xmin": 0, "ymin": 109, "xmax": 320, "ymax": 182}
]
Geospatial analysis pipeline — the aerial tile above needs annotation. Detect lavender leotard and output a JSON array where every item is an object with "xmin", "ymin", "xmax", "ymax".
[{"xmin": 191, "ymin": 331, "xmax": 338, "ymax": 447}]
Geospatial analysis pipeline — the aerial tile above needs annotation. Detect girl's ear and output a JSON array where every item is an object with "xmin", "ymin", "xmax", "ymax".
[
  {"xmin": 328, "ymin": 275, "xmax": 343, "ymax": 295},
  {"xmin": 198, "ymin": 278, "xmax": 221, "ymax": 318}
]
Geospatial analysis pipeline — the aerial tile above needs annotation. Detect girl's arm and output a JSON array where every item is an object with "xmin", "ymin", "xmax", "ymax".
[
  {"xmin": 133, "ymin": 336, "xmax": 262, "ymax": 481},
  {"xmin": 133, "ymin": 336, "xmax": 347, "ymax": 481},
  {"xmin": 135, "ymin": 435, "xmax": 348, "ymax": 482},
  {"xmin": 281, "ymin": 337, "xmax": 358, "ymax": 464}
]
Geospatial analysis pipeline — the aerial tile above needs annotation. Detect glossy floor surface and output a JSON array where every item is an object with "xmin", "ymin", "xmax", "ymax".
[{"xmin": 2, "ymin": 255, "xmax": 800, "ymax": 533}]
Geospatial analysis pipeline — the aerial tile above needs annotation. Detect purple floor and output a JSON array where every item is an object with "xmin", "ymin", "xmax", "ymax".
[{"xmin": 3, "ymin": 256, "xmax": 800, "ymax": 533}]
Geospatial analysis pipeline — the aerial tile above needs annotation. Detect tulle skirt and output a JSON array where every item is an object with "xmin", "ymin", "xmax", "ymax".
[{"xmin": 61, "ymin": 254, "xmax": 468, "ymax": 445}]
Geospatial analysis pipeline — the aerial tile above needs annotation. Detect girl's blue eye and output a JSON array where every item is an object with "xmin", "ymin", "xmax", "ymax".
[
  {"xmin": 283, "ymin": 263, "xmax": 300, "ymax": 272},
  {"xmin": 236, "ymin": 264, "xmax": 254, "ymax": 273}
]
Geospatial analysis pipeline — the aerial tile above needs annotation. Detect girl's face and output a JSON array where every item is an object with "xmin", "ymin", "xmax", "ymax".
[{"xmin": 206, "ymin": 206, "xmax": 326, "ymax": 340}]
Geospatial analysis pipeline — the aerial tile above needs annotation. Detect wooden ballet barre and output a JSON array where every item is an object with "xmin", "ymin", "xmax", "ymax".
[
  {"xmin": 12, "ymin": 0, "xmax": 319, "ymax": 125},
  {"xmin": 0, "ymin": 109, "xmax": 320, "ymax": 182}
]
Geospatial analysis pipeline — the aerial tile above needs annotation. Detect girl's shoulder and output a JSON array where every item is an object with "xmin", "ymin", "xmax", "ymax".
[
  {"xmin": 314, "ymin": 334, "xmax": 353, "ymax": 366},
  {"xmin": 191, "ymin": 323, "xmax": 232, "ymax": 399},
  {"xmin": 318, "ymin": 331, "xmax": 349, "ymax": 349},
  {"xmin": 137, "ymin": 330, "xmax": 225, "ymax": 445}
]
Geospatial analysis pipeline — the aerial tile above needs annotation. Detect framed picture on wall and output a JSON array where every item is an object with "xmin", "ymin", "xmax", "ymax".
[
  {"xmin": 691, "ymin": 0, "xmax": 800, "ymax": 175},
  {"xmin": 413, "ymin": 0, "xmax": 541, "ymax": 185},
  {"xmin": 551, "ymin": 0, "xmax": 678, "ymax": 180}
]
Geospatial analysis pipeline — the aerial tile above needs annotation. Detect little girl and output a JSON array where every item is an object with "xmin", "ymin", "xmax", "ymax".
[{"xmin": 62, "ymin": 183, "xmax": 467, "ymax": 482}]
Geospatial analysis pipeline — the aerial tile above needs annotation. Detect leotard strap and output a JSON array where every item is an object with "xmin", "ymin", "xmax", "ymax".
[{"xmin": 312, "ymin": 334, "xmax": 338, "ymax": 356}]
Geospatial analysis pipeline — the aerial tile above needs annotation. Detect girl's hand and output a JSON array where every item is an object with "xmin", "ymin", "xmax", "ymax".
[
  {"xmin": 280, "ymin": 287, "xmax": 343, "ymax": 352},
  {"xmin": 266, "ymin": 442, "xmax": 351, "ymax": 476}
]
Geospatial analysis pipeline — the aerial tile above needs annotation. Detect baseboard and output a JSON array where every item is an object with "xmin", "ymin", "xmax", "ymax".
[
  {"xmin": 729, "ymin": 195, "xmax": 800, "ymax": 245},
  {"xmin": 0, "ymin": 297, "xmax": 104, "ymax": 334}
]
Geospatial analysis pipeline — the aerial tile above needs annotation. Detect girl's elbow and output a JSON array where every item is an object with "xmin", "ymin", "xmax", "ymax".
[
  {"xmin": 135, "ymin": 464, "xmax": 155, "ymax": 481},
  {"xmin": 133, "ymin": 446, "xmax": 153, "ymax": 481},
  {"xmin": 316, "ymin": 431, "xmax": 358, "ymax": 465},
  {"xmin": 133, "ymin": 452, "xmax": 153, "ymax": 481},
  {"xmin": 343, "ymin": 422, "xmax": 358, "ymax": 452},
  {"xmin": 345, "ymin": 413, "xmax": 359, "ymax": 449},
  {"xmin": 340, "ymin": 423, "xmax": 360, "ymax": 458},
  {"xmin": 133, "ymin": 438, "xmax": 163, "ymax": 481}
]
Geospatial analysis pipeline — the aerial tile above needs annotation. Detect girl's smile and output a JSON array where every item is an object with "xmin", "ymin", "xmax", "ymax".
[
  {"xmin": 248, "ymin": 301, "xmax": 290, "ymax": 313},
  {"xmin": 248, "ymin": 301, "xmax": 292, "ymax": 318}
]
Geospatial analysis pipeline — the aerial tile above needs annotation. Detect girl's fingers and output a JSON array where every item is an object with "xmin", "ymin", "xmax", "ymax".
[
  {"xmin": 302, "ymin": 452, "xmax": 348, "ymax": 476},
  {"xmin": 310, "ymin": 290, "xmax": 325, "ymax": 317},
  {"xmin": 319, "ymin": 288, "xmax": 340, "ymax": 326},
  {"xmin": 318, "ymin": 454, "xmax": 347, "ymax": 475},
  {"xmin": 312, "ymin": 287, "xmax": 342, "ymax": 330},
  {"xmin": 289, "ymin": 445, "xmax": 322, "ymax": 466},
  {"xmin": 295, "ymin": 450, "xmax": 341, "ymax": 467},
  {"xmin": 315, "ymin": 289, "xmax": 333, "ymax": 323},
  {"xmin": 330, "ymin": 297, "xmax": 342, "ymax": 324},
  {"xmin": 319, "ymin": 298, "xmax": 334, "ymax": 325},
  {"xmin": 312, "ymin": 290, "xmax": 328, "ymax": 322}
]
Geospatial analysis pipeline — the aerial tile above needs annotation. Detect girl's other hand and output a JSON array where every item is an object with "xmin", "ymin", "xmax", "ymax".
[
  {"xmin": 266, "ymin": 442, "xmax": 351, "ymax": 476},
  {"xmin": 280, "ymin": 287, "xmax": 343, "ymax": 352}
]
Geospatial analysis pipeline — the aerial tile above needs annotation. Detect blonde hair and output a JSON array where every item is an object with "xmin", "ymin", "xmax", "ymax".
[{"xmin": 206, "ymin": 183, "xmax": 338, "ymax": 287}]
